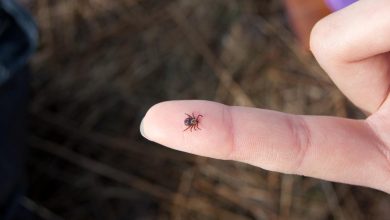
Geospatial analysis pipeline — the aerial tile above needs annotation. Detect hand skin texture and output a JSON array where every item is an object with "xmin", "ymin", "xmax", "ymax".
[{"xmin": 140, "ymin": 0, "xmax": 390, "ymax": 193}]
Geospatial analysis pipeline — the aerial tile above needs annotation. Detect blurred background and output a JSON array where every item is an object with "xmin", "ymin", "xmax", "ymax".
[{"xmin": 22, "ymin": 0, "xmax": 390, "ymax": 219}]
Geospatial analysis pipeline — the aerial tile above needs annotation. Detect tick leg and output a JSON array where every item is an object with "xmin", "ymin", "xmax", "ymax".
[
  {"xmin": 196, "ymin": 115, "xmax": 203, "ymax": 120},
  {"xmin": 196, "ymin": 124, "xmax": 201, "ymax": 130},
  {"xmin": 183, "ymin": 126, "xmax": 190, "ymax": 132},
  {"xmin": 185, "ymin": 113, "xmax": 191, "ymax": 118}
]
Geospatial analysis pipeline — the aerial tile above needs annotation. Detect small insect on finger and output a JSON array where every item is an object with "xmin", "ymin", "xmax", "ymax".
[{"xmin": 184, "ymin": 113, "xmax": 203, "ymax": 132}]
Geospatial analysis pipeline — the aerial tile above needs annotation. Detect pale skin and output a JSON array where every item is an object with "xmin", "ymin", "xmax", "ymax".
[{"xmin": 141, "ymin": 0, "xmax": 390, "ymax": 193}]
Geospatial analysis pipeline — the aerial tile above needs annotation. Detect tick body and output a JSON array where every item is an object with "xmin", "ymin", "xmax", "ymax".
[{"xmin": 184, "ymin": 113, "xmax": 203, "ymax": 132}]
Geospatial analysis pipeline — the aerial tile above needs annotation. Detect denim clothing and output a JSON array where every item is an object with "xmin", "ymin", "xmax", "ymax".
[
  {"xmin": 0, "ymin": 67, "xmax": 30, "ymax": 220},
  {"xmin": 0, "ymin": 0, "xmax": 37, "ymax": 85},
  {"xmin": 0, "ymin": 0, "xmax": 37, "ymax": 219}
]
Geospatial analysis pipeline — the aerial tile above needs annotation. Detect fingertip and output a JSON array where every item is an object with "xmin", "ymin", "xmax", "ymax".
[
  {"xmin": 140, "ymin": 100, "xmax": 233, "ymax": 159},
  {"xmin": 141, "ymin": 101, "xmax": 167, "ymax": 142}
]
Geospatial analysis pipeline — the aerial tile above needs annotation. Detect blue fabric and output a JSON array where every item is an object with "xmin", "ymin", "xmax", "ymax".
[
  {"xmin": 0, "ymin": 0, "xmax": 37, "ymax": 85},
  {"xmin": 0, "ymin": 0, "xmax": 37, "ymax": 219},
  {"xmin": 0, "ymin": 67, "xmax": 30, "ymax": 220},
  {"xmin": 325, "ymin": 0, "xmax": 358, "ymax": 11}
]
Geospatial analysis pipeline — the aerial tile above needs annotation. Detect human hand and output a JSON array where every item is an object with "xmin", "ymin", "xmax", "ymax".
[{"xmin": 140, "ymin": 0, "xmax": 390, "ymax": 193}]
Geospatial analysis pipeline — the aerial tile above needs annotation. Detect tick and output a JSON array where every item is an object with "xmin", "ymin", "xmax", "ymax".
[{"xmin": 184, "ymin": 113, "xmax": 203, "ymax": 132}]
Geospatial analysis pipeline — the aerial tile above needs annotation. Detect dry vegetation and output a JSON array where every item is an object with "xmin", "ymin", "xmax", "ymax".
[{"xmin": 24, "ymin": 0, "xmax": 390, "ymax": 219}]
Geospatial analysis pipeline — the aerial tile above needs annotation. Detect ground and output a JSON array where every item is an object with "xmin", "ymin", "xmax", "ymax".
[{"xmin": 25, "ymin": 0, "xmax": 390, "ymax": 219}]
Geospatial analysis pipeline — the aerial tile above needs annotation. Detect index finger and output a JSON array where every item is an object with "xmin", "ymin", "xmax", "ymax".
[{"xmin": 141, "ymin": 100, "xmax": 390, "ymax": 193}]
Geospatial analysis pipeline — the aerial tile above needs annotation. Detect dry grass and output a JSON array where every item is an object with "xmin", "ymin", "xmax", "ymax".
[{"xmin": 25, "ymin": 0, "xmax": 390, "ymax": 219}]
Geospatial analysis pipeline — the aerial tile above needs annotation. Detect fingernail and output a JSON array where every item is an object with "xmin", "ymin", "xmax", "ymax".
[{"xmin": 140, "ymin": 118, "xmax": 147, "ymax": 139}]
